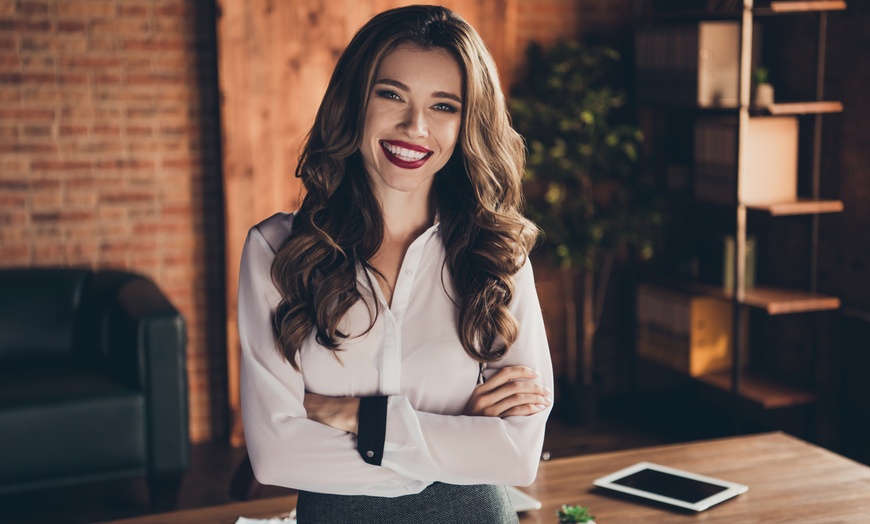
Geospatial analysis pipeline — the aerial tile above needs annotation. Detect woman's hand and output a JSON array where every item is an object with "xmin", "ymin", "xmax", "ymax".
[
  {"xmin": 463, "ymin": 366, "xmax": 552, "ymax": 418},
  {"xmin": 304, "ymin": 392, "xmax": 361, "ymax": 434}
]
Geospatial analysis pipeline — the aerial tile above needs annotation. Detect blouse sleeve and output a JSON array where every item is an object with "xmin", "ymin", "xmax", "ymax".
[
  {"xmin": 379, "ymin": 258, "xmax": 554, "ymax": 487},
  {"xmin": 238, "ymin": 226, "xmax": 420, "ymax": 495}
]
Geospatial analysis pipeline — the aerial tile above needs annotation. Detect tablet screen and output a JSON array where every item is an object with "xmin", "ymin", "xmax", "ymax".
[
  {"xmin": 611, "ymin": 468, "xmax": 729, "ymax": 503},
  {"xmin": 593, "ymin": 462, "xmax": 748, "ymax": 512}
]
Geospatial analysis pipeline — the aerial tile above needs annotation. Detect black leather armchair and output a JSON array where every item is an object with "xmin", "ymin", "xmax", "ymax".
[{"xmin": 0, "ymin": 268, "xmax": 189, "ymax": 506}]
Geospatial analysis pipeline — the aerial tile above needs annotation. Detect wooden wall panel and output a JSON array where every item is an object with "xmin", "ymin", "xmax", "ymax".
[{"xmin": 217, "ymin": 0, "xmax": 518, "ymax": 445}]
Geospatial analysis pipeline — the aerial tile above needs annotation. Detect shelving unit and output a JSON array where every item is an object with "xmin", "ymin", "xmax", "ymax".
[{"xmin": 634, "ymin": 0, "xmax": 845, "ymax": 430}]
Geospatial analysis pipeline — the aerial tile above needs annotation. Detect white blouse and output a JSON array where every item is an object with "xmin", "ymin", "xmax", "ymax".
[{"xmin": 238, "ymin": 212, "xmax": 554, "ymax": 497}]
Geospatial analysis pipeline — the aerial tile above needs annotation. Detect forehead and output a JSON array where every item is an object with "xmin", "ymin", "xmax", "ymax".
[{"xmin": 374, "ymin": 44, "xmax": 463, "ymax": 94}]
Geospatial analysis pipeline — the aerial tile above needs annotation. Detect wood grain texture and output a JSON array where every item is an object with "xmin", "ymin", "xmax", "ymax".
[
  {"xmin": 217, "ymin": 1, "xmax": 519, "ymax": 445},
  {"xmin": 516, "ymin": 432, "xmax": 870, "ymax": 523},
  {"xmin": 748, "ymin": 198, "xmax": 844, "ymax": 216},
  {"xmin": 99, "ymin": 432, "xmax": 870, "ymax": 524}
]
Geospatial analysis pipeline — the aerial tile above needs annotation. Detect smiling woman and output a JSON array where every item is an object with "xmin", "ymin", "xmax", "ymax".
[
  {"xmin": 360, "ymin": 45, "xmax": 463, "ymax": 207},
  {"xmin": 237, "ymin": 5, "xmax": 553, "ymax": 523}
]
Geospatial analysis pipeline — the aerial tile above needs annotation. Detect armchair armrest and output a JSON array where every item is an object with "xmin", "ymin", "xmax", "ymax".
[
  {"xmin": 116, "ymin": 278, "xmax": 189, "ymax": 475},
  {"xmin": 82, "ymin": 271, "xmax": 190, "ymax": 476}
]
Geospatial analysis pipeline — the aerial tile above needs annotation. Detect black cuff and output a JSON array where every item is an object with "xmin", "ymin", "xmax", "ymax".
[{"xmin": 357, "ymin": 395, "xmax": 388, "ymax": 466}]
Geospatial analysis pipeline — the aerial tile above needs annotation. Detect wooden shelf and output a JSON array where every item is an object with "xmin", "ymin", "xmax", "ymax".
[
  {"xmin": 747, "ymin": 198, "xmax": 844, "ymax": 216},
  {"xmin": 647, "ymin": 1, "xmax": 845, "ymax": 20},
  {"xmin": 697, "ymin": 371, "xmax": 816, "ymax": 409},
  {"xmin": 651, "ymin": 277, "xmax": 841, "ymax": 315},
  {"xmin": 707, "ymin": 283, "xmax": 840, "ymax": 315},
  {"xmin": 757, "ymin": 1, "xmax": 847, "ymax": 15},
  {"xmin": 753, "ymin": 101, "xmax": 844, "ymax": 115}
]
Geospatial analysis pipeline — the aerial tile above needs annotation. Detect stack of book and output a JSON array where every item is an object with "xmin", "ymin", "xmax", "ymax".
[
  {"xmin": 636, "ymin": 21, "xmax": 760, "ymax": 107},
  {"xmin": 636, "ymin": 284, "xmax": 735, "ymax": 376},
  {"xmin": 694, "ymin": 116, "xmax": 799, "ymax": 205}
]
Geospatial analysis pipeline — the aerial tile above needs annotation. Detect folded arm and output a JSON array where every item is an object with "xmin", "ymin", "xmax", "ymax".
[{"xmin": 240, "ymin": 227, "xmax": 553, "ymax": 493}]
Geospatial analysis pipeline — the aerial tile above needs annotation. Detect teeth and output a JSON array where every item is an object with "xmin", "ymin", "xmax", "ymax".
[{"xmin": 383, "ymin": 142, "xmax": 428, "ymax": 161}]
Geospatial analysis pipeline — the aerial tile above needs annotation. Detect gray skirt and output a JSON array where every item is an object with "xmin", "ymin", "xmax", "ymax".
[{"xmin": 295, "ymin": 482, "xmax": 519, "ymax": 524}]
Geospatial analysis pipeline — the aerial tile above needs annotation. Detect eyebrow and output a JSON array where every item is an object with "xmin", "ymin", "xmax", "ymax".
[{"xmin": 374, "ymin": 78, "xmax": 463, "ymax": 104}]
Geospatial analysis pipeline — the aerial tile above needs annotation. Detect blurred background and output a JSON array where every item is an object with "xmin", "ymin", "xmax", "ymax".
[{"xmin": 1, "ymin": 0, "xmax": 868, "ymax": 522}]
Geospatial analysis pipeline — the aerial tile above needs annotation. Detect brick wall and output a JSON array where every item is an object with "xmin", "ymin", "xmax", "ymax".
[{"xmin": 0, "ymin": 0, "xmax": 225, "ymax": 443}]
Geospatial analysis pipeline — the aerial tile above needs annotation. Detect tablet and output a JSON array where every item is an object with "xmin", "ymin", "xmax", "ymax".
[{"xmin": 592, "ymin": 462, "xmax": 748, "ymax": 512}]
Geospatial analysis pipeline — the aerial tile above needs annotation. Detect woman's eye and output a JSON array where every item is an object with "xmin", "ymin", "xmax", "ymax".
[
  {"xmin": 376, "ymin": 90, "xmax": 402, "ymax": 101},
  {"xmin": 433, "ymin": 103, "xmax": 458, "ymax": 113}
]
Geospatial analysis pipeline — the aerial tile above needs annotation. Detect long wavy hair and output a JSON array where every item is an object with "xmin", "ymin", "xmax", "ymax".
[{"xmin": 272, "ymin": 5, "xmax": 538, "ymax": 369}]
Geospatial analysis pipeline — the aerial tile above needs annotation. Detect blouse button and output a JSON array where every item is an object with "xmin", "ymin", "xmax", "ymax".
[
  {"xmin": 405, "ymin": 269, "xmax": 413, "ymax": 276},
  {"xmin": 366, "ymin": 450, "xmax": 374, "ymax": 458}
]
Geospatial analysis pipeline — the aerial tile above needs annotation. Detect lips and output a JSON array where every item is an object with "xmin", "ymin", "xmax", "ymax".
[{"xmin": 380, "ymin": 140, "xmax": 433, "ymax": 169}]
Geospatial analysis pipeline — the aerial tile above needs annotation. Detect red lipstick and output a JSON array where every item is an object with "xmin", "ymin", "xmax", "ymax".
[{"xmin": 380, "ymin": 140, "xmax": 432, "ymax": 169}]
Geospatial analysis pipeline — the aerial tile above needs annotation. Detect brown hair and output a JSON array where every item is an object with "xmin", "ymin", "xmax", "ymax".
[{"xmin": 272, "ymin": 5, "xmax": 537, "ymax": 369}]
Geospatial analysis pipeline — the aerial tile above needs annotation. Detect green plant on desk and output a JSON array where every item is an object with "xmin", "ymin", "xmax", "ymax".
[{"xmin": 557, "ymin": 504, "xmax": 595, "ymax": 523}]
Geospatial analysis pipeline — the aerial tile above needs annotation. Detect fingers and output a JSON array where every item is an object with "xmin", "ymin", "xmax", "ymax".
[
  {"xmin": 483, "ymin": 390, "xmax": 552, "ymax": 418},
  {"xmin": 464, "ymin": 367, "xmax": 552, "ymax": 417},
  {"xmin": 475, "ymin": 365, "xmax": 539, "ymax": 394}
]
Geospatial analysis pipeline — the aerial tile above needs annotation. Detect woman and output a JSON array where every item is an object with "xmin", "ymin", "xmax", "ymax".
[{"xmin": 238, "ymin": 5, "xmax": 553, "ymax": 523}]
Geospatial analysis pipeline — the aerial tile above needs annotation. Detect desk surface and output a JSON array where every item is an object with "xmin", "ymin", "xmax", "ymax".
[{"xmin": 102, "ymin": 432, "xmax": 870, "ymax": 524}]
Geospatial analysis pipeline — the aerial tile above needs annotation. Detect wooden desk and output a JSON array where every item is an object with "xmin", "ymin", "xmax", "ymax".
[
  {"xmin": 518, "ymin": 431, "xmax": 870, "ymax": 523},
  {"xmin": 102, "ymin": 432, "xmax": 870, "ymax": 524}
]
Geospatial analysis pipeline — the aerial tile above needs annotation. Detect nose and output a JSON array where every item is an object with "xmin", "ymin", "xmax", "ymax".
[{"xmin": 399, "ymin": 105, "xmax": 427, "ymax": 139}]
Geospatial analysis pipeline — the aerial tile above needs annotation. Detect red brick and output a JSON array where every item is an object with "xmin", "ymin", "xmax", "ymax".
[
  {"xmin": 22, "ymin": 35, "xmax": 88, "ymax": 52},
  {"xmin": 0, "ymin": 37, "xmax": 15, "ymax": 50},
  {"xmin": 118, "ymin": 4, "xmax": 150, "ymax": 17},
  {"xmin": 155, "ymin": 3, "xmax": 195, "ymax": 17},
  {"xmin": 0, "ymin": 18, "xmax": 50, "ymax": 31},
  {"xmin": 133, "ymin": 221, "xmax": 189, "ymax": 235},
  {"xmin": 0, "ymin": 55, "xmax": 20, "ymax": 68},
  {"xmin": 99, "ymin": 190, "xmax": 157, "ymax": 204},
  {"xmin": 93, "ymin": 124, "xmax": 120, "ymax": 135},
  {"xmin": 15, "ymin": 2, "xmax": 49, "ymax": 16},
  {"xmin": 20, "ymin": 54, "xmax": 54, "ymax": 69},
  {"xmin": 60, "ymin": 125, "xmax": 87, "ymax": 136},
  {"xmin": 127, "ymin": 72, "xmax": 184, "ymax": 85},
  {"xmin": 95, "ymin": 158, "xmax": 155, "ymax": 170},
  {"xmin": 0, "ymin": 192, "xmax": 25, "ymax": 206},
  {"xmin": 91, "ymin": 18, "xmax": 149, "ymax": 34},
  {"xmin": 57, "ymin": 2, "xmax": 116, "ymax": 18},
  {"xmin": 126, "ymin": 125, "xmax": 152, "ymax": 136},
  {"xmin": 94, "ymin": 73, "xmax": 120, "ymax": 84},
  {"xmin": 162, "ymin": 157, "xmax": 197, "ymax": 168},
  {"xmin": 0, "ymin": 72, "xmax": 52, "ymax": 83},
  {"xmin": 31, "ymin": 160, "xmax": 93, "ymax": 170},
  {"xmin": 0, "ymin": 178, "xmax": 28, "ymax": 190},
  {"xmin": 57, "ymin": 20, "xmax": 87, "ymax": 32},
  {"xmin": 22, "ymin": 124, "xmax": 50, "ymax": 136},
  {"xmin": 58, "ymin": 72, "xmax": 87, "ymax": 84},
  {"xmin": 0, "ymin": 88, "xmax": 20, "ymax": 102},
  {"xmin": 60, "ymin": 56, "xmax": 122, "ymax": 68},
  {"xmin": 100, "ymin": 239, "xmax": 159, "ymax": 254},
  {"xmin": 0, "ymin": 107, "xmax": 52, "ymax": 119},
  {"xmin": 61, "ymin": 106, "xmax": 121, "ymax": 119},
  {"xmin": 121, "ymin": 38, "xmax": 184, "ymax": 52},
  {"xmin": 0, "ymin": 142, "xmax": 57, "ymax": 153},
  {"xmin": 0, "ymin": 244, "xmax": 30, "ymax": 263}
]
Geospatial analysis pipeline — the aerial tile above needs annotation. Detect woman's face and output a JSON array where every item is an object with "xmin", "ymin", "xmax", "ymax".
[{"xmin": 360, "ymin": 44, "xmax": 463, "ymax": 203}]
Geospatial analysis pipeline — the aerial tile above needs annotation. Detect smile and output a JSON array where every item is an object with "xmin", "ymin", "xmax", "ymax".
[{"xmin": 380, "ymin": 140, "xmax": 432, "ymax": 169}]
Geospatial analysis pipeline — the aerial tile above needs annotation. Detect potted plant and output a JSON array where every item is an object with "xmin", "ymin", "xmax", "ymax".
[
  {"xmin": 510, "ymin": 40, "xmax": 663, "ymax": 422},
  {"xmin": 753, "ymin": 66, "xmax": 775, "ymax": 108},
  {"xmin": 557, "ymin": 504, "xmax": 596, "ymax": 523}
]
